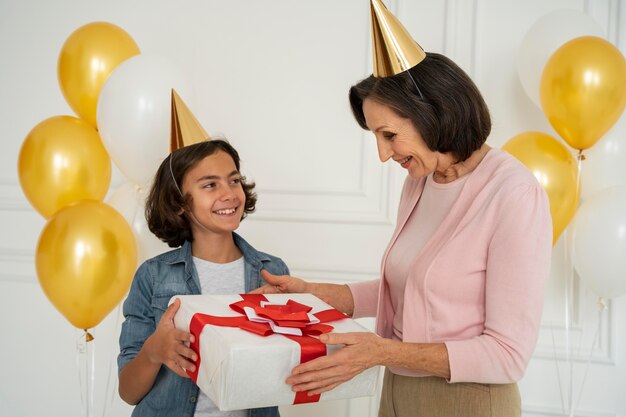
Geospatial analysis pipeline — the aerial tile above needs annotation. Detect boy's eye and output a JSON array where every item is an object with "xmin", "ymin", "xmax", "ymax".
[
  {"xmin": 231, "ymin": 177, "xmax": 242, "ymax": 185},
  {"xmin": 202, "ymin": 182, "xmax": 216, "ymax": 189}
]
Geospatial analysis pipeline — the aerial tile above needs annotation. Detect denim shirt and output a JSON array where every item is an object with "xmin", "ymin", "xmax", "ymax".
[{"xmin": 118, "ymin": 233, "xmax": 288, "ymax": 417}]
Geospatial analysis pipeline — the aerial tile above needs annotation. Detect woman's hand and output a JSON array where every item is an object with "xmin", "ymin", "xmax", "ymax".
[
  {"xmin": 143, "ymin": 298, "xmax": 197, "ymax": 378},
  {"xmin": 252, "ymin": 270, "xmax": 356, "ymax": 316},
  {"xmin": 250, "ymin": 270, "xmax": 309, "ymax": 294},
  {"xmin": 286, "ymin": 332, "xmax": 385, "ymax": 395}
]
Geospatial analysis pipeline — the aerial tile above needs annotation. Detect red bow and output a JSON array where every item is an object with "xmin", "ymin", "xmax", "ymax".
[{"xmin": 188, "ymin": 294, "xmax": 348, "ymax": 404}]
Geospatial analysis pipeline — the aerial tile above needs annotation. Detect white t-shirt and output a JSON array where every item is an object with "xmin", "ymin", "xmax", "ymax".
[{"xmin": 192, "ymin": 256, "xmax": 247, "ymax": 417}]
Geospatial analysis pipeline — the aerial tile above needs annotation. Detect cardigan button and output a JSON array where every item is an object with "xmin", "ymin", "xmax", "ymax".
[{"xmin": 190, "ymin": 396, "xmax": 197, "ymax": 403}]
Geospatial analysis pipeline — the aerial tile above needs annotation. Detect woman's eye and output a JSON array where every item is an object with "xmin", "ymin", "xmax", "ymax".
[{"xmin": 383, "ymin": 132, "xmax": 396, "ymax": 141}]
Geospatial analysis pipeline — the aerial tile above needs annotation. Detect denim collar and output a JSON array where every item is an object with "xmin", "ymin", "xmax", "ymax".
[{"xmin": 162, "ymin": 232, "xmax": 270, "ymax": 270}]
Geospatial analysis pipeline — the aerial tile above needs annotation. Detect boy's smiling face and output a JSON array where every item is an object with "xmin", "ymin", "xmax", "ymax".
[{"xmin": 181, "ymin": 150, "xmax": 246, "ymax": 237}]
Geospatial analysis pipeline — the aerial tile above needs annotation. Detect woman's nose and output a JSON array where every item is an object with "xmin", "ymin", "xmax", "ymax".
[{"xmin": 376, "ymin": 138, "xmax": 393, "ymax": 162}]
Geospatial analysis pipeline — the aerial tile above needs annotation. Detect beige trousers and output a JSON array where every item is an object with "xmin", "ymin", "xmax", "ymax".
[{"xmin": 378, "ymin": 368, "xmax": 521, "ymax": 417}]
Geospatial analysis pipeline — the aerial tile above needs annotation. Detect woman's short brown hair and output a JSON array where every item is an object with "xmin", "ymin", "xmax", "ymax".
[
  {"xmin": 349, "ymin": 52, "xmax": 491, "ymax": 161},
  {"xmin": 146, "ymin": 139, "xmax": 257, "ymax": 247}
]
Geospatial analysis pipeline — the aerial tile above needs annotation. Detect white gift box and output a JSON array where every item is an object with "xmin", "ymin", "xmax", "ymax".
[{"xmin": 171, "ymin": 293, "xmax": 380, "ymax": 411}]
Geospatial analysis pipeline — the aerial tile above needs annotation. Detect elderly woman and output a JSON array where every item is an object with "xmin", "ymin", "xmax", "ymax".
[{"xmin": 253, "ymin": 2, "xmax": 552, "ymax": 416}]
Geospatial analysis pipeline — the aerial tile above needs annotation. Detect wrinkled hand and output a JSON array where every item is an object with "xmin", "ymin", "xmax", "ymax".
[
  {"xmin": 144, "ymin": 298, "xmax": 197, "ymax": 378},
  {"xmin": 286, "ymin": 332, "xmax": 384, "ymax": 395},
  {"xmin": 249, "ymin": 270, "xmax": 308, "ymax": 294}
]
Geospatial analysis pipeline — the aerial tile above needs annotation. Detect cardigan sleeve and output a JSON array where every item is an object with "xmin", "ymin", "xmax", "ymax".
[
  {"xmin": 347, "ymin": 279, "xmax": 380, "ymax": 318},
  {"xmin": 445, "ymin": 183, "xmax": 552, "ymax": 383}
]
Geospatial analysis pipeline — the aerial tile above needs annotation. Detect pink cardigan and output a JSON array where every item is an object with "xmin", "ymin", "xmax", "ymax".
[{"xmin": 348, "ymin": 149, "xmax": 552, "ymax": 383}]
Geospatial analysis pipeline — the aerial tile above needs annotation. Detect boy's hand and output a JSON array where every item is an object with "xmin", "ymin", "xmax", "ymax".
[{"xmin": 144, "ymin": 298, "xmax": 197, "ymax": 378}]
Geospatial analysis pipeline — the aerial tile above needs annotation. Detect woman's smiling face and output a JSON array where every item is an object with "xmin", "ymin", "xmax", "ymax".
[{"xmin": 363, "ymin": 98, "xmax": 442, "ymax": 179}]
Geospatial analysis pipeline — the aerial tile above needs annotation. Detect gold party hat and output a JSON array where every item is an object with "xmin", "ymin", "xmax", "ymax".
[
  {"xmin": 170, "ymin": 89, "xmax": 210, "ymax": 152},
  {"xmin": 370, "ymin": 0, "xmax": 426, "ymax": 77}
]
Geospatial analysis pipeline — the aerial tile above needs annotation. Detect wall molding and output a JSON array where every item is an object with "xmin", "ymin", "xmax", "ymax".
[
  {"xmin": 0, "ymin": 179, "xmax": 30, "ymax": 211},
  {"xmin": 523, "ymin": 404, "xmax": 616, "ymax": 417},
  {"xmin": 534, "ymin": 318, "xmax": 614, "ymax": 365},
  {"xmin": 0, "ymin": 248, "xmax": 36, "ymax": 282},
  {"xmin": 585, "ymin": 0, "xmax": 622, "ymax": 47},
  {"xmin": 3, "ymin": 162, "xmax": 399, "ymax": 225},
  {"xmin": 291, "ymin": 265, "xmax": 380, "ymax": 284},
  {"xmin": 0, "ymin": 246, "xmax": 381, "ymax": 285},
  {"xmin": 444, "ymin": 0, "xmax": 478, "ymax": 76},
  {"xmin": 535, "ymin": 289, "xmax": 614, "ymax": 365},
  {"xmin": 246, "ymin": 1, "xmax": 401, "ymax": 226}
]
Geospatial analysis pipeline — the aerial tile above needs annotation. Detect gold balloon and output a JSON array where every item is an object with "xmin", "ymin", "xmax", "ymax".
[
  {"xmin": 58, "ymin": 22, "xmax": 140, "ymax": 127},
  {"xmin": 18, "ymin": 116, "xmax": 111, "ymax": 218},
  {"xmin": 540, "ymin": 36, "xmax": 626, "ymax": 150},
  {"xmin": 36, "ymin": 201, "xmax": 137, "ymax": 330},
  {"xmin": 502, "ymin": 132, "xmax": 579, "ymax": 245}
]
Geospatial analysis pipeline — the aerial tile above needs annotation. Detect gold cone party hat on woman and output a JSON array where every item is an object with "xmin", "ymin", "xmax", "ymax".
[
  {"xmin": 370, "ymin": 0, "xmax": 426, "ymax": 77},
  {"xmin": 170, "ymin": 89, "xmax": 210, "ymax": 152}
]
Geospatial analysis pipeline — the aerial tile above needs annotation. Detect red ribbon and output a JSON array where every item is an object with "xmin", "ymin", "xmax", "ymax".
[{"xmin": 187, "ymin": 294, "xmax": 347, "ymax": 405}]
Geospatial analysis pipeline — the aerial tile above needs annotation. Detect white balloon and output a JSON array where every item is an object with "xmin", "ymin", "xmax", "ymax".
[
  {"xmin": 517, "ymin": 10, "xmax": 604, "ymax": 108},
  {"xmin": 108, "ymin": 182, "xmax": 171, "ymax": 264},
  {"xmin": 581, "ymin": 114, "xmax": 626, "ymax": 201},
  {"xmin": 97, "ymin": 55, "xmax": 193, "ymax": 185},
  {"xmin": 571, "ymin": 187, "xmax": 626, "ymax": 299}
]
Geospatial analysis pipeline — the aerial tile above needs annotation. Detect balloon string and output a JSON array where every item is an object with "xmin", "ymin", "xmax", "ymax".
[
  {"xmin": 563, "ymin": 226, "xmax": 573, "ymax": 417},
  {"xmin": 564, "ymin": 149, "xmax": 584, "ymax": 416},
  {"xmin": 574, "ymin": 298, "xmax": 605, "ymax": 412},
  {"xmin": 576, "ymin": 149, "xmax": 584, "ymax": 203},
  {"xmin": 76, "ymin": 329, "xmax": 95, "ymax": 417},
  {"xmin": 568, "ymin": 279, "xmax": 591, "ymax": 417},
  {"xmin": 102, "ymin": 305, "xmax": 124, "ymax": 417},
  {"xmin": 550, "ymin": 326, "xmax": 566, "ymax": 414},
  {"xmin": 89, "ymin": 329, "xmax": 96, "ymax": 417},
  {"xmin": 76, "ymin": 330, "xmax": 86, "ymax": 417}
]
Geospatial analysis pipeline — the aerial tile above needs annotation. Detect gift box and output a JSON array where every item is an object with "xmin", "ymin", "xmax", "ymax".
[{"xmin": 171, "ymin": 293, "xmax": 380, "ymax": 411}]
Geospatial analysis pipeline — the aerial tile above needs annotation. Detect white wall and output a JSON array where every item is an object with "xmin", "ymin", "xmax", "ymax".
[{"xmin": 0, "ymin": 1, "xmax": 624, "ymax": 416}]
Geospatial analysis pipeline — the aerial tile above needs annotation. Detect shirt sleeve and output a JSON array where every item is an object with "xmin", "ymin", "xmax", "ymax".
[
  {"xmin": 117, "ymin": 262, "xmax": 156, "ymax": 373},
  {"xmin": 347, "ymin": 279, "xmax": 380, "ymax": 318},
  {"xmin": 445, "ymin": 184, "xmax": 552, "ymax": 383}
]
